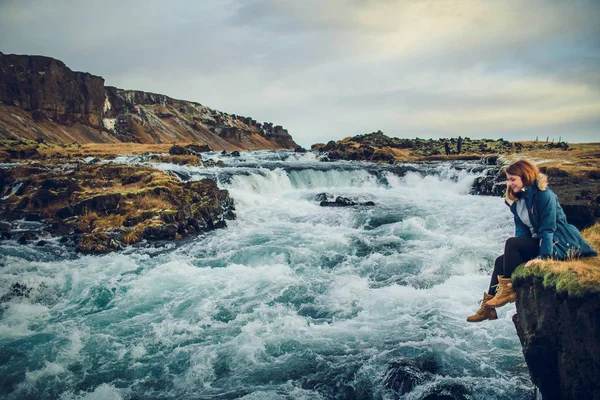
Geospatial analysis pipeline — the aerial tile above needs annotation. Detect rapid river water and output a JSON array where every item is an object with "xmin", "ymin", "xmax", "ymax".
[{"xmin": 0, "ymin": 151, "xmax": 534, "ymax": 399}]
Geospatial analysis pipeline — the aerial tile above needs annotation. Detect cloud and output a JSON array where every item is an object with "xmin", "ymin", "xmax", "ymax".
[{"xmin": 0, "ymin": 0, "xmax": 599, "ymax": 147}]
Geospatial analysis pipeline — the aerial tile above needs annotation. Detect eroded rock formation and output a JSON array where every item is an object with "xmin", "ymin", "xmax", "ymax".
[
  {"xmin": 0, "ymin": 52, "xmax": 298, "ymax": 150},
  {"xmin": 512, "ymin": 275, "xmax": 600, "ymax": 400},
  {"xmin": 0, "ymin": 163, "xmax": 235, "ymax": 253}
]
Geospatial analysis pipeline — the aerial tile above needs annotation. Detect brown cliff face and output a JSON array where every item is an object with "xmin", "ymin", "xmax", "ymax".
[
  {"xmin": 0, "ymin": 53, "xmax": 105, "ymax": 128},
  {"xmin": 512, "ymin": 276, "xmax": 600, "ymax": 400},
  {"xmin": 0, "ymin": 52, "xmax": 299, "ymax": 150}
]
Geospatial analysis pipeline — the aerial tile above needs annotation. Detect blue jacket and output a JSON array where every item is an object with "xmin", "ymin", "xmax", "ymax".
[{"xmin": 505, "ymin": 174, "xmax": 598, "ymax": 260}]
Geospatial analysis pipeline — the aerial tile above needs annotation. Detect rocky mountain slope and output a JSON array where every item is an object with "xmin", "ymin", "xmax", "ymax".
[{"xmin": 0, "ymin": 52, "xmax": 298, "ymax": 150}]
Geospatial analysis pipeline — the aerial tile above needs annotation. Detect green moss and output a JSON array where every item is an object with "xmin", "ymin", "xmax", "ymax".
[{"xmin": 513, "ymin": 265, "xmax": 600, "ymax": 297}]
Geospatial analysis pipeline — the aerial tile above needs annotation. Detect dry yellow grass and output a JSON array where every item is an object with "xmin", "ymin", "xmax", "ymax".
[
  {"xmin": 92, "ymin": 214, "xmax": 126, "ymax": 230},
  {"xmin": 39, "ymin": 142, "xmax": 175, "ymax": 159},
  {"xmin": 503, "ymin": 142, "xmax": 600, "ymax": 177},
  {"xmin": 122, "ymin": 226, "xmax": 145, "ymax": 245},
  {"xmin": 151, "ymin": 154, "xmax": 203, "ymax": 166},
  {"xmin": 136, "ymin": 194, "xmax": 173, "ymax": 211}
]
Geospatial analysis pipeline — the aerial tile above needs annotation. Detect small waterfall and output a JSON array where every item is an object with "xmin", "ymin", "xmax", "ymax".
[{"xmin": 0, "ymin": 151, "xmax": 531, "ymax": 400}]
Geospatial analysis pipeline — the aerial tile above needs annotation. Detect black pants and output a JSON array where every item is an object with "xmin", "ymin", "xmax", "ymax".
[{"xmin": 488, "ymin": 237, "xmax": 539, "ymax": 295}]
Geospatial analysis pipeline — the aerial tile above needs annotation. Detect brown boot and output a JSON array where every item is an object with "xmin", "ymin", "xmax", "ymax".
[
  {"xmin": 467, "ymin": 292, "xmax": 498, "ymax": 322},
  {"xmin": 485, "ymin": 275, "xmax": 517, "ymax": 308}
]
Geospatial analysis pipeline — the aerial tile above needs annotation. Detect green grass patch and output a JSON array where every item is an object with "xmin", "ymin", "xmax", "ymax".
[{"xmin": 513, "ymin": 264, "xmax": 600, "ymax": 297}]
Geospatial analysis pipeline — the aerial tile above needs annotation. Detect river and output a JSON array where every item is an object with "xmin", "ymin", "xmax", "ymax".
[{"xmin": 0, "ymin": 151, "xmax": 533, "ymax": 399}]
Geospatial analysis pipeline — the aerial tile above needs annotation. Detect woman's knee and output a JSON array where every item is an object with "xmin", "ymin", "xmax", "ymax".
[
  {"xmin": 494, "ymin": 255, "xmax": 504, "ymax": 273},
  {"xmin": 504, "ymin": 237, "xmax": 520, "ymax": 253}
]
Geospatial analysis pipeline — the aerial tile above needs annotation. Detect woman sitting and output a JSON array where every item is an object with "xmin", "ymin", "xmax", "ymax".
[{"xmin": 467, "ymin": 159, "xmax": 598, "ymax": 322}]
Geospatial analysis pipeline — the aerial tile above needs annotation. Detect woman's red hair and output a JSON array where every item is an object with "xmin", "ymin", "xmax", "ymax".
[{"xmin": 504, "ymin": 159, "xmax": 539, "ymax": 201}]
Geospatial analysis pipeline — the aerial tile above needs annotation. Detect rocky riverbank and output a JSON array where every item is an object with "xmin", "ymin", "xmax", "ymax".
[
  {"xmin": 0, "ymin": 160, "xmax": 234, "ymax": 254},
  {"xmin": 311, "ymin": 130, "xmax": 569, "ymax": 163}
]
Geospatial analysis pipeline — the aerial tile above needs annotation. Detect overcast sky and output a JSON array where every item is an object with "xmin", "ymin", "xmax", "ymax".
[{"xmin": 1, "ymin": 0, "xmax": 599, "ymax": 147}]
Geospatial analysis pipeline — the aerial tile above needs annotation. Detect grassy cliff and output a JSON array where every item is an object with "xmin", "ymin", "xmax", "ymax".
[{"xmin": 512, "ymin": 223, "xmax": 600, "ymax": 296}]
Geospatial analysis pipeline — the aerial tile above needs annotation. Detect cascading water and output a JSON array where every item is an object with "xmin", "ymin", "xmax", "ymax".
[{"xmin": 0, "ymin": 151, "xmax": 533, "ymax": 400}]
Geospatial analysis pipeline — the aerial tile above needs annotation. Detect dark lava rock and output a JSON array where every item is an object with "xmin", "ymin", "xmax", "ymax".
[
  {"xmin": 169, "ymin": 145, "xmax": 194, "ymax": 156},
  {"xmin": 231, "ymin": 151, "xmax": 241, "ymax": 157},
  {"xmin": 513, "ymin": 275, "xmax": 600, "ymax": 400},
  {"xmin": 186, "ymin": 143, "xmax": 212, "ymax": 153},
  {"xmin": 143, "ymin": 223, "xmax": 179, "ymax": 240},
  {"xmin": 421, "ymin": 383, "xmax": 470, "ymax": 400},
  {"xmin": 384, "ymin": 360, "xmax": 425, "ymax": 395},
  {"xmin": 17, "ymin": 231, "xmax": 39, "ymax": 244},
  {"xmin": 314, "ymin": 193, "xmax": 331, "ymax": 202},
  {"xmin": 77, "ymin": 232, "xmax": 122, "ymax": 254},
  {"xmin": 1, "ymin": 282, "xmax": 32, "ymax": 301},
  {"xmin": 294, "ymin": 146, "xmax": 307, "ymax": 153},
  {"xmin": 24, "ymin": 213, "xmax": 42, "ymax": 222},
  {"xmin": 203, "ymin": 159, "xmax": 225, "ymax": 168},
  {"xmin": 320, "ymin": 196, "xmax": 375, "ymax": 207}
]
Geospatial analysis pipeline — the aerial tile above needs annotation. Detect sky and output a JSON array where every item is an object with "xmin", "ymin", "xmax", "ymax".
[{"xmin": 1, "ymin": 0, "xmax": 599, "ymax": 148}]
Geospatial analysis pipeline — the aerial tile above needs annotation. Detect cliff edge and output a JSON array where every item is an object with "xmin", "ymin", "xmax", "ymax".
[
  {"xmin": 0, "ymin": 52, "xmax": 298, "ymax": 150},
  {"xmin": 512, "ymin": 224, "xmax": 600, "ymax": 400}
]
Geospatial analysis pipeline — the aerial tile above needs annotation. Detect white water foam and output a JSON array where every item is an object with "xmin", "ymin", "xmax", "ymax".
[{"xmin": 0, "ymin": 154, "xmax": 529, "ymax": 399}]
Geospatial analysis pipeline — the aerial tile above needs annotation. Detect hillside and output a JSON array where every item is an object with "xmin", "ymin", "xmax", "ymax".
[{"xmin": 0, "ymin": 52, "xmax": 298, "ymax": 150}]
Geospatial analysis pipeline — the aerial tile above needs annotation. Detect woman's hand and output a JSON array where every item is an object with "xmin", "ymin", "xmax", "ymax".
[{"xmin": 525, "ymin": 258, "xmax": 544, "ymax": 267}]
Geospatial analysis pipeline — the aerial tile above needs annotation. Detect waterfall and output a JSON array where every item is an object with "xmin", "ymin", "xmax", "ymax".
[{"xmin": 0, "ymin": 151, "xmax": 531, "ymax": 400}]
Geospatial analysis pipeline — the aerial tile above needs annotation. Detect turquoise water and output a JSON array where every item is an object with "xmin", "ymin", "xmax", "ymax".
[{"xmin": 0, "ymin": 152, "xmax": 533, "ymax": 399}]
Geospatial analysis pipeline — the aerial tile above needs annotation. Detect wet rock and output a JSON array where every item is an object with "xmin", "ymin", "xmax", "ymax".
[
  {"xmin": 169, "ymin": 144, "xmax": 195, "ymax": 156},
  {"xmin": 77, "ymin": 232, "xmax": 122, "ymax": 254},
  {"xmin": 471, "ymin": 169, "xmax": 505, "ymax": 197},
  {"xmin": 185, "ymin": 143, "xmax": 212, "ymax": 153},
  {"xmin": 14, "ymin": 197, "xmax": 29, "ymax": 210},
  {"xmin": 587, "ymin": 170, "xmax": 600, "ymax": 180},
  {"xmin": 319, "ymin": 196, "xmax": 375, "ymax": 207},
  {"xmin": 57, "ymin": 193, "xmax": 123, "ymax": 219},
  {"xmin": 36, "ymin": 240, "xmax": 48, "ymax": 246},
  {"xmin": 24, "ymin": 213, "xmax": 41, "ymax": 222},
  {"xmin": 481, "ymin": 155, "xmax": 499, "ymax": 165},
  {"xmin": 0, "ymin": 221, "xmax": 11, "ymax": 231},
  {"xmin": 294, "ymin": 146, "xmax": 307, "ymax": 153},
  {"xmin": 231, "ymin": 151, "xmax": 241, "ymax": 157},
  {"xmin": 17, "ymin": 231, "xmax": 38, "ymax": 244},
  {"xmin": 1, "ymin": 163, "xmax": 236, "ymax": 254},
  {"xmin": 143, "ymin": 223, "xmax": 178, "ymax": 240},
  {"xmin": 1, "ymin": 283, "xmax": 32, "ymax": 301},
  {"xmin": 314, "ymin": 193, "xmax": 331, "ymax": 202},
  {"xmin": 421, "ymin": 383, "xmax": 470, "ymax": 400},
  {"xmin": 203, "ymin": 159, "xmax": 225, "ymax": 167},
  {"xmin": 384, "ymin": 360, "xmax": 425, "ymax": 395},
  {"xmin": 170, "ymin": 169, "xmax": 192, "ymax": 181}
]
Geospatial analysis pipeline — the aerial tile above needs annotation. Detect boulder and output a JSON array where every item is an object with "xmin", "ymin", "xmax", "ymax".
[
  {"xmin": 513, "ymin": 275, "xmax": 600, "ymax": 400},
  {"xmin": 77, "ymin": 232, "xmax": 122, "ymax": 254},
  {"xmin": 186, "ymin": 143, "xmax": 212, "ymax": 153},
  {"xmin": 17, "ymin": 231, "xmax": 39, "ymax": 244},
  {"xmin": 319, "ymin": 196, "xmax": 375, "ymax": 207}
]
